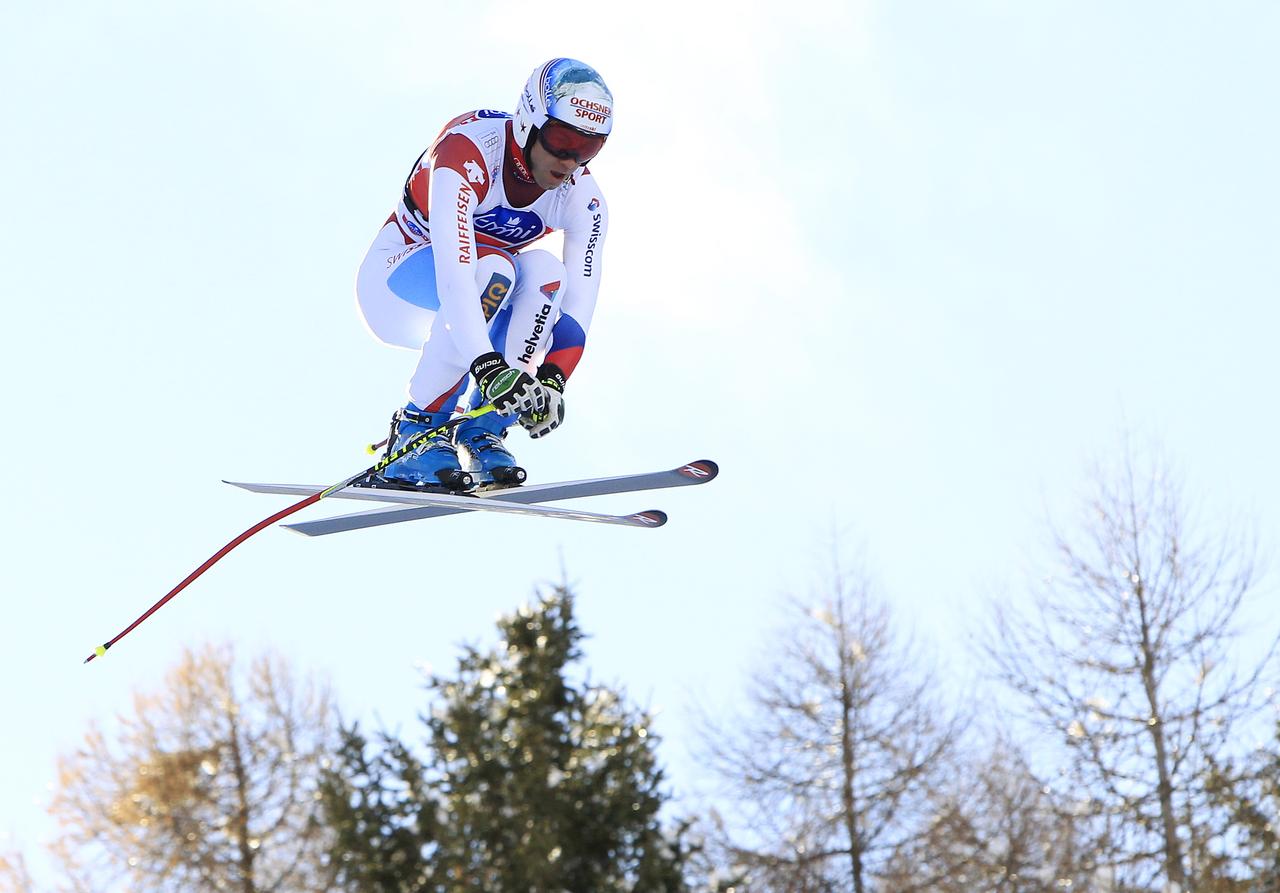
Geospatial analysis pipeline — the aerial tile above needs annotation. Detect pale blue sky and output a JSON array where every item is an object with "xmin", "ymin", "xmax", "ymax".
[{"xmin": 3, "ymin": 0, "xmax": 1278, "ymax": 883}]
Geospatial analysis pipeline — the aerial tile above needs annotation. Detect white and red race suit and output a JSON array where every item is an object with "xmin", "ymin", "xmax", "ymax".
[{"xmin": 356, "ymin": 108, "xmax": 608, "ymax": 412}]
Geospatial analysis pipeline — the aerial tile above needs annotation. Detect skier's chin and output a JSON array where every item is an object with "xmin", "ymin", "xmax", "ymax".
[{"xmin": 535, "ymin": 170, "xmax": 571, "ymax": 190}]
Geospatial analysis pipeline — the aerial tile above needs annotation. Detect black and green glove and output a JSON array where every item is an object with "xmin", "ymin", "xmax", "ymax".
[
  {"xmin": 520, "ymin": 363, "xmax": 566, "ymax": 439},
  {"xmin": 471, "ymin": 351, "xmax": 545, "ymax": 417}
]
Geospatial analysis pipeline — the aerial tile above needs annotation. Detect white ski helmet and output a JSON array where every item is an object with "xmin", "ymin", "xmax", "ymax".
[{"xmin": 513, "ymin": 58, "xmax": 614, "ymax": 153}]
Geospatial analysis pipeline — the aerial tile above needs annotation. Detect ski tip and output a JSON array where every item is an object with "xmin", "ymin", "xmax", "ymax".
[
  {"xmin": 678, "ymin": 460, "xmax": 719, "ymax": 482},
  {"xmin": 630, "ymin": 510, "xmax": 668, "ymax": 528}
]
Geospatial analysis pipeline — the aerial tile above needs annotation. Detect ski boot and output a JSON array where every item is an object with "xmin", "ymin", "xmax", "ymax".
[
  {"xmin": 374, "ymin": 405, "xmax": 474, "ymax": 491},
  {"xmin": 454, "ymin": 410, "xmax": 527, "ymax": 488}
]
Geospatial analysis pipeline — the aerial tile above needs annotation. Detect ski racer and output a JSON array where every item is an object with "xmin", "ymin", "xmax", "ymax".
[{"xmin": 355, "ymin": 58, "xmax": 612, "ymax": 490}]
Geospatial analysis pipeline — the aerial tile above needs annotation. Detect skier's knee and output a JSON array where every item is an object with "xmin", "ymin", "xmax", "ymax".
[{"xmin": 515, "ymin": 250, "xmax": 567, "ymax": 296}]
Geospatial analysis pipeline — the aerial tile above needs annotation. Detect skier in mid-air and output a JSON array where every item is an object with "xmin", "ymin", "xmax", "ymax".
[
  {"xmin": 85, "ymin": 59, "xmax": 727, "ymax": 665},
  {"xmin": 355, "ymin": 58, "xmax": 612, "ymax": 491}
]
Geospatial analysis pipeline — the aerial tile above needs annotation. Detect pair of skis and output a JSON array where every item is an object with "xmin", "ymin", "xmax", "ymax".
[
  {"xmin": 82, "ymin": 429, "xmax": 717, "ymax": 663},
  {"xmin": 227, "ymin": 459, "xmax": 718, "ymax": 535}
]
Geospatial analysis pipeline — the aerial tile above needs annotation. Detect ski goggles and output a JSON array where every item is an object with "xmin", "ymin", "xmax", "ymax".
[{"xmin": 537, "ymin": 119, "xmax": 607, "ymax": 165}]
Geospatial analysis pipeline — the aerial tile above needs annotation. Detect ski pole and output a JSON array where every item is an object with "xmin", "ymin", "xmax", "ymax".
[
  {"xmin": 368, "ymin": 402, "xmax": 469, "ymax": 453},
  {"xmin": 83, "ymin": 404, "xmax": 497, "ymax": 664}
]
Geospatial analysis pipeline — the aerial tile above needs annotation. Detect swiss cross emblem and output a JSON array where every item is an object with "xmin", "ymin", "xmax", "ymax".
[{"xmin": 463, "ymin": 160, "xmax": 486, "ymax": 185}]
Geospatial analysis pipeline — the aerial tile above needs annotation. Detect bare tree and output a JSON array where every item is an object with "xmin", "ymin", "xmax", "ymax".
[
  {"xmin": 0, "ymin": 842, "xmax": 35, "ymax": 893},
  {"xmin": 699, "ymin": 564, "xmax": 965, "ymax": 892},
  {"xmin": 48, "ymin": 643, "xmax": 339, "ymax": 893},
  {"xmin": 1203, "ymin": 718, "xmax": 1280, "ymax": 891},
  {"xmin": 881, "ymin": 734, "xmax": 1096, "ymax": 892},
  {"xmin": 983, "ymin": 443, "xmax": 1278, "ymax": 892}
]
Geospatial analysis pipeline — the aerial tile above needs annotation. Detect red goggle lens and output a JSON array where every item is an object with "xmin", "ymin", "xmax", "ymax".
[{"xmin": 537, "ymin": 120, "xmax": 607, "ymax": 164}]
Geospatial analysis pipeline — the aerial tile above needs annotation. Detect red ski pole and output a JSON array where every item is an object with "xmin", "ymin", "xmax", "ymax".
[{"xmin": 83, "ymin": 405, "xmax": 495, "ymax": 664}]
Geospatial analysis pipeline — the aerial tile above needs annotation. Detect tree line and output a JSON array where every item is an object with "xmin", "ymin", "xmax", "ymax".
[{"xmin": 4, "ymin": 446, "xmax": 1278, "ymax": 893}]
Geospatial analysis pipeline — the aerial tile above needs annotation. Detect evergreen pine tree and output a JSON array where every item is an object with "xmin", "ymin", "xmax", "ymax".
[{"xmin": 323, "ymin": 586, "xmax": 697, "ymax": 892}]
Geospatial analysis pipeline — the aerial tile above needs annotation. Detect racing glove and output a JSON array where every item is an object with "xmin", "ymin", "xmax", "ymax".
[
  {"xmin": 472, "ymin": 351, "xmax": 545, "ymax": 417},
  {"xmin": 520, "ymin": 363, "xmax": 566, "ymax": 439}
]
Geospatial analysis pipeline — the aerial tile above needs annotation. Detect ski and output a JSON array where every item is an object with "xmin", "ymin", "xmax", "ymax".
[
  {"xmin": 226, "ymin": 459, "xmax": 718, "ymax": 537},
  {"xmin": 223, "ymin": 482, "xmax": 668, "ymax": 529}
]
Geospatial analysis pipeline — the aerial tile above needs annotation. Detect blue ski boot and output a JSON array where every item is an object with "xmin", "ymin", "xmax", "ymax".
[
  {"xmin": 453, "ymin": 410, "xmax": 527, "ymax": 487},
  {"xmin": 375, "ymin": 406, "xmax": 474, "ymax": 491}
]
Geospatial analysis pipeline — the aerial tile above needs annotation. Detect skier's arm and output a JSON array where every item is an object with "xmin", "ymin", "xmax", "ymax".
[
  {"xmin": 426, "ymin": 134, "xmax": 495, "ymax": 362},
  {"xmin": 546, "ymin": 181, "xmax": 608, "ymax": 381}
]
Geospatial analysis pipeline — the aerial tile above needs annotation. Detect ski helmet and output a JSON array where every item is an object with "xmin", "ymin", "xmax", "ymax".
[{"xmin": 513, "ymin": 58, "xmax": 614, "ymax": 155}]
